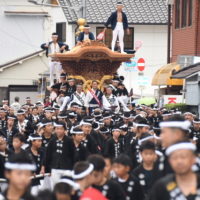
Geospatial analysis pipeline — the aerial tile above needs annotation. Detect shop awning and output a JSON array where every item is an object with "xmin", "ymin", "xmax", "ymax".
[{"xmin": 152, "ymin": 62, "xmax": 183, "ymax": 86}]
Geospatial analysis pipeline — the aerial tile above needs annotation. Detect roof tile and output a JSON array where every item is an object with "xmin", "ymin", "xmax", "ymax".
[{"xmin": 58, "ymin": 0, "xmax": 168, "ymax": 24}]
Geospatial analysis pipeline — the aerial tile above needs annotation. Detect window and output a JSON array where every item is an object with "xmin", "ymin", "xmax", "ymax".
[
  {"xmin": 188, "ymin": 0, "xmax": 193, "ymax": 26},
  {"xmin": 96, "ymin": 27, "xmax": 134, "ymax": 50},
  {"xmin": 175, "ymin": 0, "xmax": 180, "ymax": 28},
  {"xmin": 181, "ymin": 0, "xmax": 187, "ymax": 28},
  {"xmin": 56, "ymin": 23, "xmax": 66, "ymax": 42}
]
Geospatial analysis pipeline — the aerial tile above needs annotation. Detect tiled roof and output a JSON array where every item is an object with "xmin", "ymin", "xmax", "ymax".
[
  {"xmin": 59, "ymin": 0, "xmax": 168, "ymax": 24},
  {"xmin": 172, "ymin": 63, "xmax": 200, "ymax": 79}
]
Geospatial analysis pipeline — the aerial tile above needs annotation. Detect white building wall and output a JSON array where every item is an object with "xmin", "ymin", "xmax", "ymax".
[
  {"xmin": 0, "ymin": 0, "xmax": 69, "ymax": 64},
  {"xmin": 0, "ymin": 1, "xmax": 47, "ymax": 65},
  {"xmin": 0, "ymin": 54, "xmax": 48, "ymax": 87},
  {"xmin": 118, "ymin": 25, "xmax": 168, "ymax": 97}
]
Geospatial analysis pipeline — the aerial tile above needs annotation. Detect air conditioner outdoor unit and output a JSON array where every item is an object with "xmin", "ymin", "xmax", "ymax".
[{"xmin": 177, "ymin": 55, "xmax": 196, "ymax": 68}]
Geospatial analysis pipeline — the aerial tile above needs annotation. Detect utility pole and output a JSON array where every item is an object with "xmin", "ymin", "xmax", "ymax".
[{"xmin": 167, "ymin": 0, "xmax": 174, "ymax": 63}]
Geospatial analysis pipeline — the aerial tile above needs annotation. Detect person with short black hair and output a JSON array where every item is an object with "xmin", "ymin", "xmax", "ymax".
[
  {"xmin": 84, "ymin": 81, "xmax": 103, "ymax": 115},
  {"xmin": 41, "ymin": 119, "xmax": 54, "ymax": 148},
  {"xmin": 132, "ymin": 141, "xmax": 162, "ymax": 198},
  {"xmin": 104, "ymin": 127, "xmax": 124, "ymax": 159},
  {"xmin": 70, "ymin": 84, "xmax": 85, "ymax": 108},
  {"xmin": 102, "ymin": 85, "xmax": 120, "ymax": 113},
  {"xmin": 149, "ymin": 142, "xmax": 200, "ymax": 200},
  {"xmin": 16, "ymin": 109, "xmax": 34, "ymax": 139},
  {"xmin": 0, "ymin": 108, "xmax": 7, "ymax": 130},
  {"xmin": 159, "ymin": 115, "xmax": 191, "ymax": 175},
  {"xmin": 26, "ymin": 134, "xmax": 45, "ymax": 175},
  {"xmin": 89, "ymin": 154, "xmax": 126, "ymax": 200},
  {"xmin": 54, "ymin": 182, "xmax": 72, "ymax": 200},
  {"xmin": 113, "ymin": 154, "xmax": 144, "ymax": 200},
  {"xmin": 80, "ymin": 119, "xmax": 98, "ymax": 154},
  {"xmin": 129, "ymin": 117, "xmax": 150, "ymax": 168},
  {"xmin": 1, "ymin": 115, "xmax": 18, "ymax": 149},
  {"xmin": 1, "ymin": 151, "xmax": 36, "ymax": 200},
  {"xmin": 41, "ymin": 33, "xmax": 69, "ymax": 86},
  {"xmin": 104, "ymin": 2, "xmax": 129, "ymax": 53},
  {"xmin": 10, "ymin": 97, "xmax": 21, "ymax": 115},
  {"xmin": 45, "ymin": 121, "xmax": 75, "ymax": 185},
  {"xmin": 71, "ymin": 127, "xmax": 89, "ymax": 162},
  {"xmin": 0, "ymin": 136, "xmax": 10, "ymax": 178},
  {"xmin": 77, "ymin": 24, "xmax": 95, "ymax": 44},
  {"xmin": 37, "ymin": 190, "xmax": 54, "ymax": 200},
  {"xmin": 29, "ymin": 107, "xmax": 40, "ymax": 127},
  {"xmin": 12, "ymin": 134, "xmax": 26, "ymax": 154},
  {"xmin": 72, "ymin": 161, "xmax": 95, "ymax": 200}
]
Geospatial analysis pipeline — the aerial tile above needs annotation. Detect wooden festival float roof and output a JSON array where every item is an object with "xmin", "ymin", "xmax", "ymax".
[{"xmin": 49, "ymin": 41, "xmax": 134, "ymax": 81}]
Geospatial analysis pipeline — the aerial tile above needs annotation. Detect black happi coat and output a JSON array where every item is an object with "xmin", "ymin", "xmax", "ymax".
[
  {"xmin": 74, "ymin": 143, "xmax": 89, "ymax": 163},
  {"xmin": 147, "ymin": 115, "xmax": 162, "ymax": 128},
  {"xmin": 0, "ymin": 118, "xmax": 7, "ymax": 131},
  {"xmin": 149, "ymin": 173, "xmax": 200, "ymax": 200},
  {"xmin": 114, "ymin": 175, "xmax": 144, "ymax": 200},
  {"xmin": 94, "ymin": 179, "xmax": 126, "ymax": 200},
  {"xmin": 26, "ymin": 147, "xmax": 46, "ymax": 174},
  {"xmin": 0, "ymin": 126, "xmax": 18, "ymax": 148},
  {"xmin": 0, "ymin": 150, "xmax": 10, "ymax": 178},
  {"xmin": 1, "ymin": 187, "xmax": 35, "ymax": 200},
  {"xmin": 45, "ymin": 135, "xmax": 75, "ymax": 172},
  {"xmin": 129, "ymin": 137, "xmax": 141, "ymax": 169},
  {"xmin": 42, "ymin": 134, "xmax": 54, "ymax": 148},
  {"xmin": 81, "ymin": 134, "xmax": 98, "ymax": 154},
  {"xmin": 90, "ymin": 130, "xmax": 105, "ymax": 153},
  {"xmin": 104, "ymin": 137, "xmax": 124, "ymax": 159},
  {"xmin": 132, "ymin": 164, "xmax": 163, "ymax": 198},
  {"xmin": 120, "ymin": 131, "xmax": 134, "ymax": 154}
]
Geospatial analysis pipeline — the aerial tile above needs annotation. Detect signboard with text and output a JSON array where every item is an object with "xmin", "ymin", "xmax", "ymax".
[
  {"xmin": 123, "ymin": 57, "xmax": 146, "ymax": 72},
  {"xmin": 163, "ymin": 95, "xmax": 183, "ymax": 104}
]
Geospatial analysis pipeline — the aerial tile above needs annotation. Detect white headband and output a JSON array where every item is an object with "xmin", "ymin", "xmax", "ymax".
[
  {"xmin": 112, "ymin": 128, "xmax": 121, "ymax": 132},
  {"xmin": 153, "ymin": 134, "xmax": 161, "ymax": 140},
  {"xmin": 5, "ymin": 162, "xmax": 36, "ymax": 171},
  {"xmin": 193, "ymin": 120, "xmax": 200, "ymax": 124},
  {"xmin": 7, "ymin": 116, "xmax": 16, "ymax": 120},
  {"xmin": 166, "ymin": 142, "xmax": 196, "ymax": 156},
  {"xmin": 155, "ymin": 150, "xmax": 163, "ymax": 157},
  {"xmin": 28, "ymin": 136, "xmax": 42, "ymax": 141},
  {"xmin": 80, "ymin": 121, "xmax": 92, "ymax": 126},
  {"xmin": 54, "ymin": 123, "xmax": 64, "ymax": 127},
  {"xmin": 58, "ymin": 116, "xmax": 67, "ymax": 119},
  {"xmin": 71, "ymin": 129, "xmax": 84, "ymax": 135},
  {"xmin": 136, "ymin": 124, "xmax": 150, "ymax": 128},
  {"xmin": 138, "ymin": 135, "xmax": 154, "ymax": 145},
  {"xmin": 184, "ymin": 112, "xmax": 193, "ymax": 115},
  {"xmin": 103, "ymin": 116, "xmax": 112, "ymax": 119},
  {"xmin": 72, "ymin": 164, "xmax": 94, "ymax": 180},
  {"xmin": 43, "ymin": 122, "xmax": 52, "ymax": 126},
  {"xmin": 159, "ymin": 120, "xmax": 191, "ymax": 130},
  {"xmin": 37, "ymin": 122, "xmax": 43, "ymax": 127},
  {"xmin": 162, "ymin": 113, "xmax": 171, "ymax": 117},
  {"xmin": 100, "ymin": 130, "xmax": 109, "ymax": 134},
  {"xmin": 16, "ymin": 112, "xmax": 25, "ymax": 115}
]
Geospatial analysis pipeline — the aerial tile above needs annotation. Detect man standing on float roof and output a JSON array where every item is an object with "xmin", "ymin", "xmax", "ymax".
[
  {"xmin": 41, "ymin": 33, "xmax": 68, "ymax": 86},
  {"xmin": 104, "ymin": 2, "xmax": 130, "ymax": 53}
]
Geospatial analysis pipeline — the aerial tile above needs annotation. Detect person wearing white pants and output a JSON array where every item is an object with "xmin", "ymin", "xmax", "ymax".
[
  {"xmin": 49, "ymin": 60, "xmax": 62, "ymax": 86},
  {"xmin": 41, "ymin": 33, "xmax": 68, "ymax": 86},
  {"xmin": 111, "ymin": 22, "xmax": 124, "ymax": 52},
  {"xmin": 104, "ymin": 2, "xmax": 130, "ymax": 53}
]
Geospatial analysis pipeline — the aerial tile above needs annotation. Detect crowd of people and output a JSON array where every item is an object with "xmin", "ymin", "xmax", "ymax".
[{"xmin": 0, "ymin": 71, "xmax": 200, "ymax": 200}]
